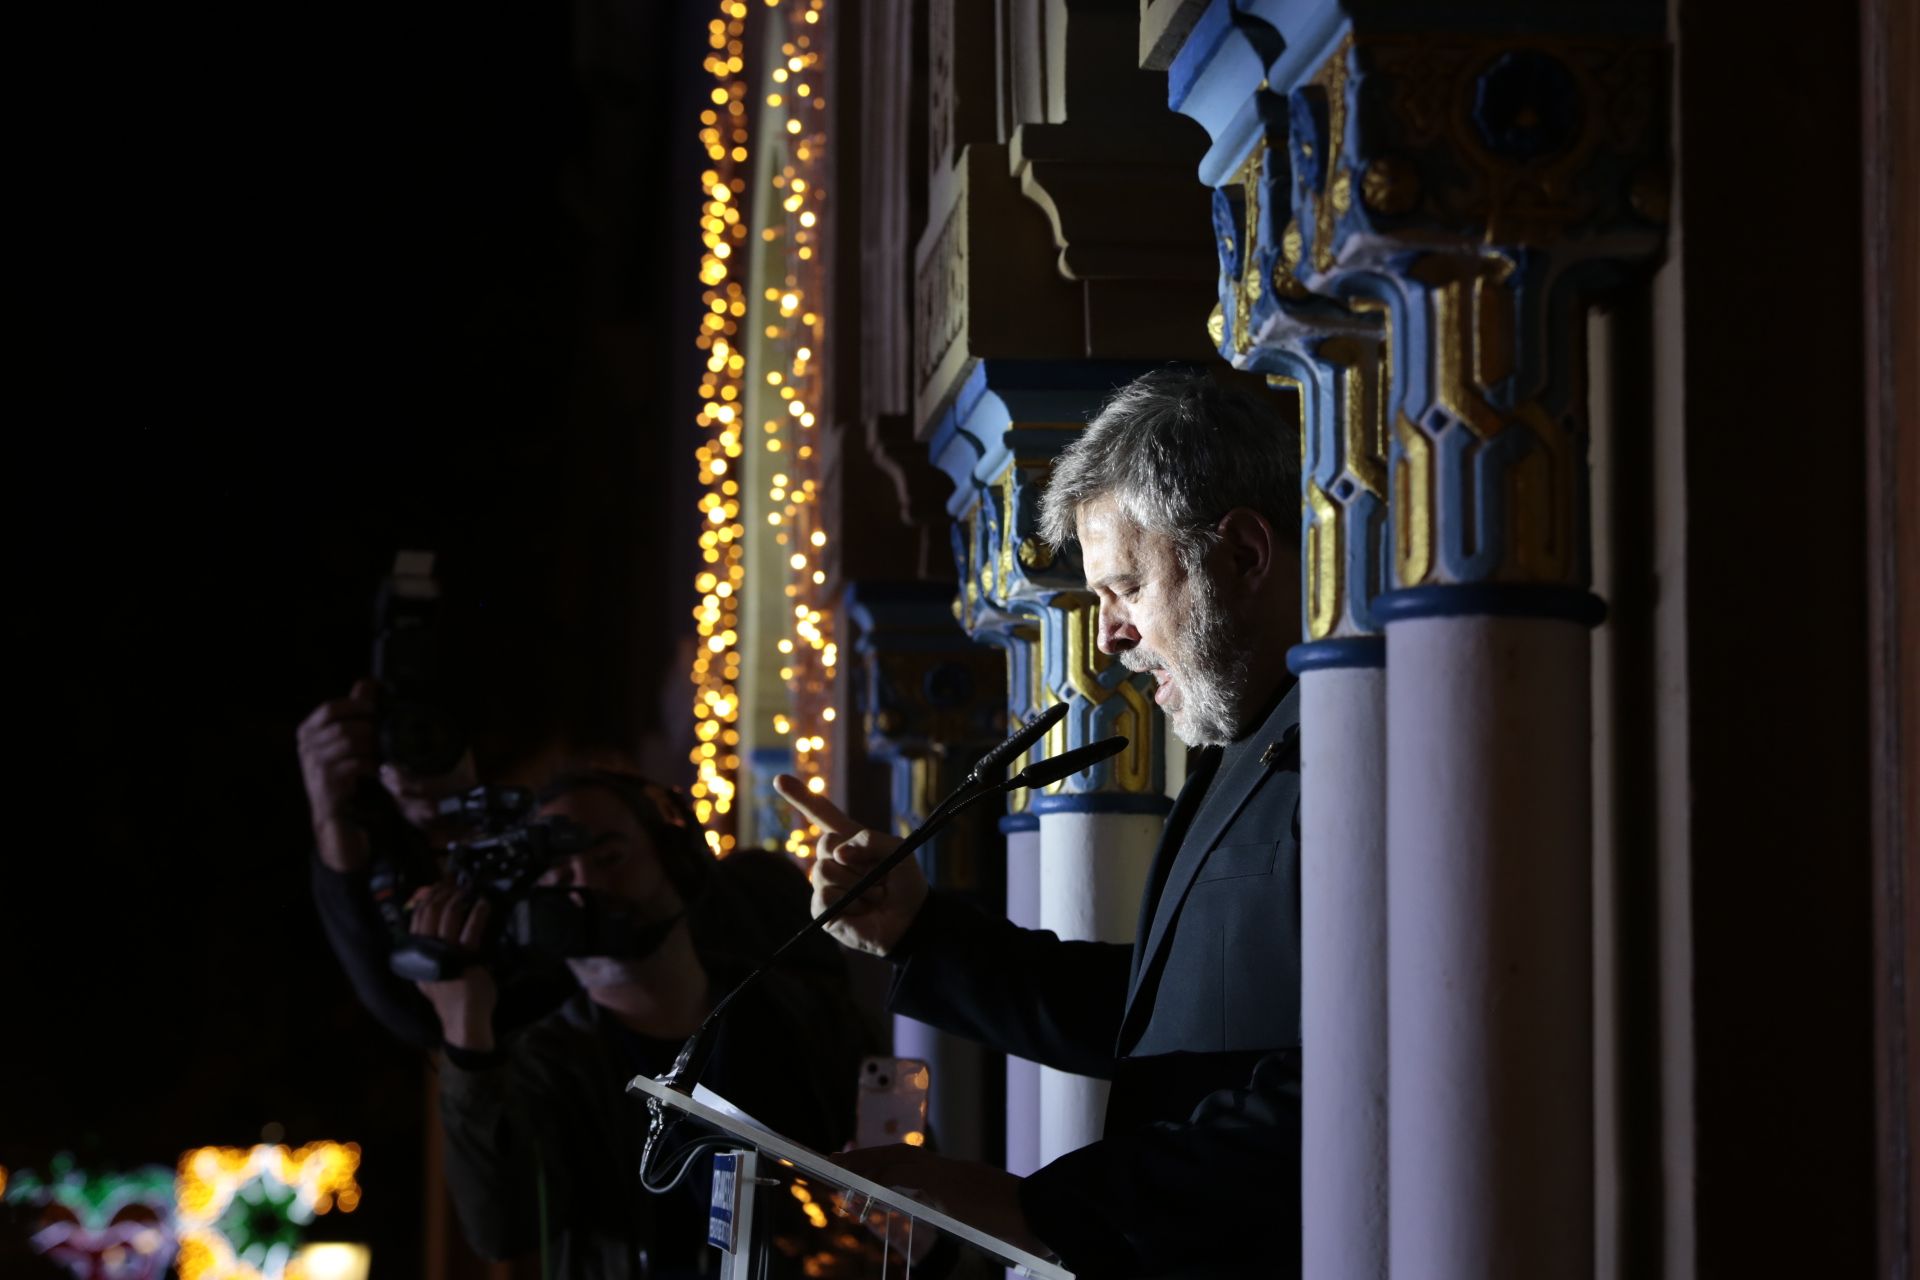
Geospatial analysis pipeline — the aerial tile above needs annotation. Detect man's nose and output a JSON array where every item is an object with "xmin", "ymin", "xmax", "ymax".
[{"xmin": 1096, "ymin": 606, "xmax": 1137, "ymax": 656}]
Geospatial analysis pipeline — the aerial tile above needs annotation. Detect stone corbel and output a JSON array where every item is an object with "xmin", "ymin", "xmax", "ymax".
[{"xmin": 1010, "ymin": 120, "xmax": 1217, "ymax": 284}]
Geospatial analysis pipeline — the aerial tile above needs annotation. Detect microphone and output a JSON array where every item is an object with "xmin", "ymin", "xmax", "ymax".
[
  {"xmin": 645, "ymin": 732, "xmax": 1129, "ymax": 1123},
  {"xmin": 1007, "ymin": 735, "xmax": 1127, "ymax": 790},
  {"xmin": 964, "ymin": 701, "xmax": 1068, "ymax": 786}
]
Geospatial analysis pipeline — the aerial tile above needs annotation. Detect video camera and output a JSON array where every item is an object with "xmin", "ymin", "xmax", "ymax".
[{"xmin": 387, "ymin": 785, "xmax": 688, "ymax": 983}]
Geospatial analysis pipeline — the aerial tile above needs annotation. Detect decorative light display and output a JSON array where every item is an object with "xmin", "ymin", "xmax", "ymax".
[
  {"xmin": 173, "ymin": 1143, "xmax": 361, "ymax": 1280},
  {"xmin": 687, "ymin": 0, "xmax": 838, "ymax": 860},
  {"xmin": 3, "ymin": 1154, "xmax": 178, "ymax": 1280},
  {"xmin": 755, "ymin": 0, "xmax": 838, "ymax": 859},
  {"xmin": 686, "ymin": 0, "xmax": 757, "ymax": 852}
]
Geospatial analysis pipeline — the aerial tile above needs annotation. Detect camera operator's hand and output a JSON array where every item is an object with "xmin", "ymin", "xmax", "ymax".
[
  {"xmin": 297, "ymin": 679, "xmax": 381, "ymax": 872},
  {"xmin": 774, "ymin": 775, "xmax": 928, "ymax": 959},
  {"xmin": 408, "ymin": 882, "xmax": 498, "ymax": 1052},
  {"xmin": 298, "ymin": 680, "xmax": 480, "ymax": 872}
]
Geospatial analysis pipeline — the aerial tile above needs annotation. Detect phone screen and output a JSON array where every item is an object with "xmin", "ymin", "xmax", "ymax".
[{"xmin": 854, "ymin": 1055, "xmax": 930, "ymax": 1149}]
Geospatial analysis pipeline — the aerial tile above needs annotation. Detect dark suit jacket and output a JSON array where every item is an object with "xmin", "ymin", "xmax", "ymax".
[{"xmin": 888, "ymin": 682, "xmax": 1304, "ymax": 1278}]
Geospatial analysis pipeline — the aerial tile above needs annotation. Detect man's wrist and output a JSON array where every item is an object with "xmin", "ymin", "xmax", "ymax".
[
  {"xmin": 313, "ymin": 817, "xmax": 370, "ymax": 872},
  {"xmin": 884, "ymin": 889, "xmax": 940, "ymax": 962},
  {"xmin": 438, "ymin": 1010, "xmax": 496, "ymax": 1053}
]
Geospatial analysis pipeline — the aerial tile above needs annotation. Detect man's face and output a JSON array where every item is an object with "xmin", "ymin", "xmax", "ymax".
[
  {"xmin": 535, "ymin": 788, "xmax": 678, "ymax": 919},
  {"xmin": 1080, "ymin": 496, "xmax": 1250, "ymax": 747}
]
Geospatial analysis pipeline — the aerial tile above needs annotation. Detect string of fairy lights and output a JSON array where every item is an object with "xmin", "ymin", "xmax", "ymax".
[
  {"xmin": 758, "ymin": 0, "xmax": 837, "ymax": 858},
  {"xmin": 687, "ymin": 0, "xmax": 836, "ymax": 858},
  {"xmin": 687, "ymin": 1, "xmax": 755, "ymax": 851}
]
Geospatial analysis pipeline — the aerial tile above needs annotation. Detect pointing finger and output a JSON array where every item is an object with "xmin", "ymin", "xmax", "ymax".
[{"xmin": 773, "ymin": 774, "xmax": 862, "ymax": 839}]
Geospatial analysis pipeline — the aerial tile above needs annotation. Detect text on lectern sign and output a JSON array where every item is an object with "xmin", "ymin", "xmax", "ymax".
[{"xmin": 708, "ymin": 1153, "xmax": 738, "ymax": 1250}]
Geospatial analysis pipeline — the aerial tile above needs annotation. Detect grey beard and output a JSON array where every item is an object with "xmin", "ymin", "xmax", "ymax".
[
  {"xmin": 1121, "ymin": 570, "xmax": 1251, "ymax": 748},
  {"xmin": 567, "ymin": 956, "xmax": 656, "ymax": 989}
]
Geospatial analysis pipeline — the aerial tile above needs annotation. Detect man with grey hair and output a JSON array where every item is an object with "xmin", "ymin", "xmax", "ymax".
[{"xmin": 779, "ymin": 368, "xmax": 1306, "ymax": 1277}]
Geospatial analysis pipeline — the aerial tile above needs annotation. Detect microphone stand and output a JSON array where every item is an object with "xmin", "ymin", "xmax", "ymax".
[{"xmin": 639, "ymin": 723, "xmax": 1125, "ymax": 1180}]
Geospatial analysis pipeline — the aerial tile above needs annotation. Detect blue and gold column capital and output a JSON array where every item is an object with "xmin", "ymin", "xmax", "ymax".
[{"xmin": 1171, "ymin": 1, "xmax": 1669, "ymax": 631}]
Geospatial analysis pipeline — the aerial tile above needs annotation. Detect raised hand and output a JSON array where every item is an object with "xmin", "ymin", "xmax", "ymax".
[
  {"xmin": 773, "ymin": 775, "xmax": 929, "ymax": 958},
  {"xmin": 296, "ymin": 679, "xmax": 381, "ymax": 871}
]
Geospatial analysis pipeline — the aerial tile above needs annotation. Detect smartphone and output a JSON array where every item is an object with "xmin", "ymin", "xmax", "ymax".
[{"xmin": 855, "ymin": 1056, "xmax": 930, "ymax": 1149}]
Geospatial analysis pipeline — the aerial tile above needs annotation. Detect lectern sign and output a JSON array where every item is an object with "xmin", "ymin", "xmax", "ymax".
[{"xmin": 708, "ymin": 1153, "xmax": 739, "ymax": 1251}]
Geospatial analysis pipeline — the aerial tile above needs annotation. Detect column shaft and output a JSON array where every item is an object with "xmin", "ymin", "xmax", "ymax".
[
  {"xmin": 1300, "ymin": 665, "xmax": 1388, "ymax": 1280},
  {"xmin": 1035, "ymin": 808, "xmax": 1160, "ymax": 1165},
  {"xmin": 1004, "ymin": 821, "xmax": 1043, "ymax": 1177},
  {"xmin": 1386, "ymin": 615, "xmax": 1594, "ymax": 1278}
]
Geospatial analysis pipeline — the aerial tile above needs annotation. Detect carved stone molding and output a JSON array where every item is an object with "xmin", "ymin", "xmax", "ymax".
[
  {"xmin": 912, "ymin": 144, "xmax": 1085, "ymax": 433},
  {"xmin": 912, "ymin": 2, "xmax": 1219, "ymax": 430}
]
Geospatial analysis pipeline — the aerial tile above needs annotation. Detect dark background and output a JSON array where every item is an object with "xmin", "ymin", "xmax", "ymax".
[{"xmin": 5, "ymin": 1, "xmax": 707, "ymax": 1270}]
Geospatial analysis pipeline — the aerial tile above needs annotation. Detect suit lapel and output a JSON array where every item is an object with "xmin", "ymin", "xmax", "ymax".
[
  {"xmin": 1120, "ymin": 683, "xmax": 1302, "ymax": 1038},
  {"xmin": 1128, "ymin": 746, "xmax": 1221, "ymax": 991}
]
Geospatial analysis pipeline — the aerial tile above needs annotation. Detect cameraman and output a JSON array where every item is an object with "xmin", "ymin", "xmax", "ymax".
[
  {"xmin": 297, "ymin": 678, "xmax": 569, "ymax": 1048},
  {"xmin": 409, "ymin": 768, "xmax": 867, "ymax": 1278}
]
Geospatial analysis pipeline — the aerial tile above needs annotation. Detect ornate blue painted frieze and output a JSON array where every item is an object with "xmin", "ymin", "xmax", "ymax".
[{"xmin": 1171, "ymin": 1, "xmax": 1669, "ymax": 622}]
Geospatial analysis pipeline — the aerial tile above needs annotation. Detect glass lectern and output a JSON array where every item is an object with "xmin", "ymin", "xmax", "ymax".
[{"xmin": 627, "ymin": 1074, "xmax": 1073, "ymax": 1280}]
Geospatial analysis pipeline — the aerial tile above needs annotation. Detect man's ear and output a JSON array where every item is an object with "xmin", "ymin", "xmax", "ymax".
[{"xmin": 1212, "ymin": 507, "xmax": 1277, "ymax": 593}]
